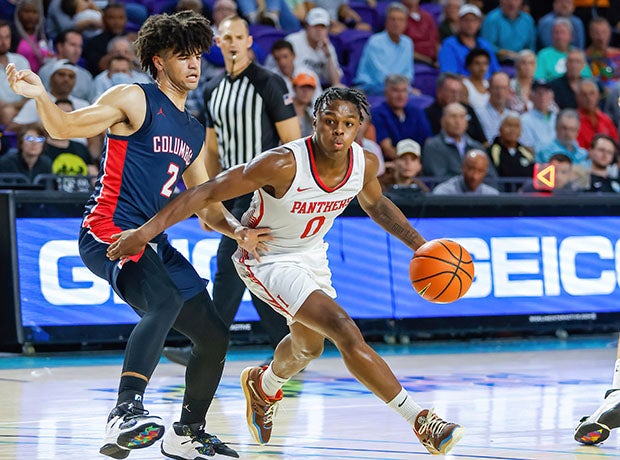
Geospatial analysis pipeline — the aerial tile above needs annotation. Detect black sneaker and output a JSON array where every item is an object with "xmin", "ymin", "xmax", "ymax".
[
  {"xmin": 161, "ymin": 422, "xmax": 239, "ymax": 459},
  {"xmin": 575, "ymin": 389, "xmax": 620, "ymax": 445}
]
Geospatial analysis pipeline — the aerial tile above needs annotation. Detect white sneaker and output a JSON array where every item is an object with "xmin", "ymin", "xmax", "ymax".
[
  {"xmin": 161, "ymin": 422, "xmax": 239, "ymax": 459},
  {"xmin": 99, "ymin": 402, "xmax": 165, "ymax": 458},
  {"xmin": 575, "ymin": 389, "xmax": 620, "ymax": 445}
]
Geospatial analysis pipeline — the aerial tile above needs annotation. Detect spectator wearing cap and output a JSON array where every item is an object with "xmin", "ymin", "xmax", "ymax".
[
  {"xmin": 519, "ymin": 80, "xmax": 558, "ymax": 152},
  {"xmin": 283, "ymin": 7, "xmax": 343, "ymax": 87},
  {"xmin": 38, "ymin": 29, "xmax": 93, "ymax": 101},
  {"xmin": 480, "ymin": 0, "xmax": 536, "ymax": 64},
  {"xmin": 354, "ymin": 3, "xmax": 413, "ymax": 96},
  {"xmin": 537, "ymin": 0, "xmax": 586, "ymax": 50},
  {"xmin": 487, "ymin": 114, "xmax": 535, "ymax": 184},
  {"xmin": 432, "ymin": 149, "xmax": 500, "ymax": 195},
  {"xmin": 536, "ymin": 108, "xmax": 589, "ymax": 167},
  {"xmin": 381, "ymin": 138, "xmax": 430, "ymax": 196},
  {"xmin": 10, "ymin": 59, "xmax": 99, "ymax": 158},
  {"xmin": 535, "ymin": 17, "xmax": 593, "ymax": 82},
  {"xmin": 575, "ymin": 79, "xmax": 618, "ymax": 149},
  {"xmin": 438, "ymin": 4, "xmax": 500, "ymax": 79},
  {"xmin": 291, "ymin": 73, "xmax": 316, "ymax": 136}
]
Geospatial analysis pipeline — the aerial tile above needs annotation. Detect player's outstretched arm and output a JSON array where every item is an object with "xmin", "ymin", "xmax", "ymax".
[{"xmin": 357, "ymin": 153, "xmax": 426, "ymax": 252}]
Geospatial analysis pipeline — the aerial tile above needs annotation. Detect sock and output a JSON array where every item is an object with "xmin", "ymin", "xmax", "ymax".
[
  {"xmin": 387, "ymin": 388, "xmax": 423, "ymax": 425},
  {"xmin": 179, "ymin": 394, "xmax": 209, "ymax": 426},
  {"xmin": 117, "ymin": 390, "xmax": 144, "ymax": 410},
  {"xmin": 260, "ymin": 364, "xmax": 289, "ymax": 398},
  {"xmin": 612, "ymin": 359, "xmax": 620, "ymax": 390}
]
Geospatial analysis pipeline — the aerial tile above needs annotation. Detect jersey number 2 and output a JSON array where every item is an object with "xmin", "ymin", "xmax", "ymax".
[{"xmin": 161, "ymin": 163, "xmax": 179, "ymax": 198}]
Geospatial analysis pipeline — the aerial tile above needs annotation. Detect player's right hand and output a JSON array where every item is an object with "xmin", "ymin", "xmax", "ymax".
[{"xmin": 6, "ymin": 63, "xmax": 46, "ymax": 99}]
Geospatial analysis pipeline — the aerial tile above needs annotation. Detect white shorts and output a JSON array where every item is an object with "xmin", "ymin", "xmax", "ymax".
[{"xmin": 233, "ymin": 251, "xmax": 336, "ymax": 322}]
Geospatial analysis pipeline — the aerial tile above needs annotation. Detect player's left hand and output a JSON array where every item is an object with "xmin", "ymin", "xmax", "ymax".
[
  {"xmin": 106, "ymin": 229, "xmax": 148, "ymax": 260},
  {"xmin": 235, "ymin": 226, "xmax": 273, "ymax": 262}
]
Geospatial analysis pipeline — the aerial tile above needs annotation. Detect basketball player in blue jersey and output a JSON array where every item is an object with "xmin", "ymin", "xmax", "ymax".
[
  {"xmin": 6, "ymin": 11, "xmax": 270, "ymax": 460},
  {"xmin": 106, "ymin": 87, "xmax": 465, "ymax": 456}
]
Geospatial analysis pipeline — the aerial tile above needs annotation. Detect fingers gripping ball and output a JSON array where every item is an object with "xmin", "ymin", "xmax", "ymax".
[{"xmin": 409, "ymin": 239, "xmax": 474, "ymax": 304}]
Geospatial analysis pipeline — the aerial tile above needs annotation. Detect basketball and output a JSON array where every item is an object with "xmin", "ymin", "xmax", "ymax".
[{"xmin": 409, "ymin": 239, "xmax": 474, "ymax": 304}]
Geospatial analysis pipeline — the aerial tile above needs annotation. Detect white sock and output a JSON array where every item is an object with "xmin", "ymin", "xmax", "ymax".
[
  {"xmin": 260, "ymin": 363, "xmax": 289, "ymax": 398},
  {"xmin": 612, "ymin": 359, "xmax": 620, "ymax": 390},
  {"xmin": 387, "ymin": 388, "xmax": 423, "ymax": 425}
]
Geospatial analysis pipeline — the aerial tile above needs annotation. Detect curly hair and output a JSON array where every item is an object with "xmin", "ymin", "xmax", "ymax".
[
  {"xmin": 134, "ymin": 10, "xmax": 213, "ymax": 79},
  {"xmin": 313, "ymin": 87, "xmax": 370, "ymax": 122}
]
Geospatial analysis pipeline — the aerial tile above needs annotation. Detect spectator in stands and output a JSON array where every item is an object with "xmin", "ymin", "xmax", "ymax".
[
  {"xmin": 520, "ymin": 152, "xmax": 584, "ymax": 193},
  {"xmin": 59, "ymin": 0, "xmax": 103, "ymax": 39},
  {"xmin": 488, "ymin": 114, "xmax": 535, "ymax": 181},
  {"xmin": 575, "ymin": 79, "xmax": 619, "ymax": 148},
  {"xmin": 381, "ymin": 138, "xmax": 430, "ymax": 195},
  {"xmin": 175, "ymin": 0, "xmax": 204, "ymax": 14},
  {"xmin": 520, "ymin": 80, "xmax": 558, "ymax": 152},
  {"xmin": 438, "ymin": 0, "xmax": 462, "ymax": 42},
  {"xmin": 480, "ymin": 0, "xmax": 536, "ymax": 65},
  {"xmin": 38, "ymin": 29, "xmax": 93, "ymax": 102},
  {"xmin": 268, "ymin": 39, "xmax": 322, "ymax": 103},
  {"xmin": 549, "ymin": 48, "xmax": 588, "ymax": 109},
  {"xmin": 603, "ymin": 84, "xmax": 620, "ymax": 131},
  {"xmin": 432, "ymin": 149, "xmax": 500, "ymax": 195},
  {"xmin": 291, "ymin": 72, "xmax": 315, "ymax": 136},
  {"xmin": 586, "ymin": 17, "xmax": 620, "ymax": 88},
  {"xmin": 438, "ymin": 4, "xmax": 500, "ymax": 79},
  {"xmin": 0, "ymin": 19, "xmax": 30, "ymax": 128},
  {"xmin": 422, "ymin": 102, "xmax": 485, "ymax": 179},
  {"xmin": 0, "ymin": 123, "xmax": 52, "ymax": 182},
  {"xmin": 372, "ymin": 74, "xmax": 432, "ymax": 160},
  {"xmin": 463, "ymin": 48, "xmax": 490, "ymax": 109},
  {"xmin": 536, "ymin": 108, "xmax": 589, "ymax": 166},
  {"xmin": 10, "ymin": 0, "xmax": 53, "ymax": 73},
  {"xmin": 356, "ymin": 115, "xmax": 385, "ymax": 177},
  {"xmin": 311, "ymin": 0, "xmax": 373, "ymax": 35},
  {"xmin": 10, "ymin": 59, "xmax": 99, "ymax": 158},
  {"xmin": 402, "ymin": 0, "xmax": 440, "ymax": 67},
  {"xmin": 237, "ymin": 0, "xmax": 301, "ymax": 32},
  {"xmin": 535, "ymin": 18, "xmax": 593, "ymax": 82},
  {"xmin": 354, "ymin": 3, "xmax": 413, "ymax": 96},
  {"xmin": 475, "ymin": 71, "xmax": 519, "ymax": 143},
  {"xmin": 89, "ymin": 54, "xmax": 133, "ymax": 102},
  {"xmin": 44, "ymin": 98, "xmax": 96, "ymax": 192},
  {"xmin": 537, "ymin": 0, "xmax": 585, "ymax": 50},
  {"xmin": 284, "ymin": 8, "xmax": 343, "ymax": 87},
  {"xmin": 82, "ymin": 3, "xmax": 127, "ymax": 76},
  {"xmin": 96, "ymin": 36, "xmax": 151, "ymax": 87},
  {"xmin": 587, "ymin": 133, "xmax": 620, "ymax": 192},
  {"xmin": 508, "ymin": 49, "xmax": 536, "ymax": 113},
  {"xmin": 425, "ymin": 72, "xmax": 487, "ymax": 144}
]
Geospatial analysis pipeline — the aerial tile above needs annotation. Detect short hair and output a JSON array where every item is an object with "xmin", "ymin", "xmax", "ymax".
[
  {"xmin": 313, "ymin": 87, "xmax": 370, "ymax": 122},
  {"xmin": 0, "ymin": 19, "xmax": 10, "ymax": 29},
  {"xmin": 386, "ymin": 2, "xmax": 408, "ymax": 16},
  {"xmin": 384, "ymin": 74, "xmax": 410, "ymax": 88},
  {"xmin": 589, "ymin": 16, "xmax": 610, "ymax": 31},
  {"xmin": 134, "ymin": 11, "xmax": 213, "ymax": 79},
  {"xmin": 556, "ymin": 108, "xmax": 580, "ymax": 128},
  {"xmin": 465, "ymin": 48, "xmax": 491, "ymax": 68},
  {"xmin": 591, "ymin": 133, "xmax": 619, "ymax": 154},
  {"xmin": 436, "ymin": 72, "xmax": 462, "ymax": 89},
  {"xmin": 553, "ymin": 17, "xmax": 573, "ymax": 34},
  {"xmin": 549, "ymin": 153, "xmax": 572, "ymax": 164},
  {"xmin": 103, "ymin": 2, "xmax": 126, "ymax": 14},
  {"xmin": 515, "ymin": 49, "xmax": 536, "ymax": 65},
  {"xmin": 53, "ymin": 28, "xmax": 80, "ymax": 50},
  {"xmin": 271, "ymin": 39, "xmax": 294, "ymax": 55}
]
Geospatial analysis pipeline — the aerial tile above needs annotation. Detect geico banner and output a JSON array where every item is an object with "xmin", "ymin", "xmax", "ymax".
[{"xmin": 15, "ymin": 216, "xmax": 620, "ymax": 328}]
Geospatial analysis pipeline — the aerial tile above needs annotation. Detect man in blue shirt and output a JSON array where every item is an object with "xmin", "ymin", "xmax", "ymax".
[
  {"xmin": 537, "ymin": 0, "xmax": 585, "ymax": 50},
  {"xmin": 438, "ymin": 4, "xmax": 500, "ymax": 78},
  {"xmin": 480, "ymin": 0, "xmax": 536, "ymax": 64}
]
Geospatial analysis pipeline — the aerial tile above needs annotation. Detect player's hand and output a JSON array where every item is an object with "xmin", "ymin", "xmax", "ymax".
[
  {"xmin": 106, "ymin": 229, "xmax": 148, "ymax": 260},
  {"xmin": 5, "ymin": 63, "xmax": 46, "ymax": 99},
  {"xmin": 235, "ymin": 226, "xmax": 273, "ymax": 262}
]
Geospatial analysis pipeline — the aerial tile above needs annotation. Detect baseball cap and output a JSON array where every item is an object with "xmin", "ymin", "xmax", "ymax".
[
  {"xmin": 292, "ymin": 73, "xmax": 317, "ymax": 88},
  {"xmin": 305, "ymin": 7, "xmax": 330, "ymax": 27},
  {"xmin": 396, "ymin": 139, "xmax": 421, "ymax": 158},
  {"xmin": 458, "ymin": 4, "xmax": 482, "ymax": 18},
  {"xmin": 532, "ymin": 79, "xmax": 552, "ymax": 91},
  {"xmin": 51, "ymin": 59, "xmax": 77, "ymax": 76}
]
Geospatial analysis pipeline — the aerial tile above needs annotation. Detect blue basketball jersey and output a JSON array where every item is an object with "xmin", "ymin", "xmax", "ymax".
[{"xmin": 83, "ymin": 83, "xmax": 205, "ymax": 243}]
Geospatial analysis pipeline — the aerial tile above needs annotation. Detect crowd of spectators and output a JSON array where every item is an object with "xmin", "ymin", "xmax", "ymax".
[{"xmin": 1, "ymin": 0, "xmax": 620, "ymax": 197}]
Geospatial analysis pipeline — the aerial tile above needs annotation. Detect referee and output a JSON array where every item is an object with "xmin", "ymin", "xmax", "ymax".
[{"xmin": 205, "ymin": 15, "xmax": 301, "ymax": 354}]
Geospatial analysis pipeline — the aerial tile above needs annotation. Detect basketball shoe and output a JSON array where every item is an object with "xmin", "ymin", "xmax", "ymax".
[
  {"xmin": 161, "ymin": 422, "xmax": 239, "ymax": 459},
  {"xmin": 99, "ymin": 402, "xmax": 165, "ymax": 459},
  {"xmin": 413, "ymin": 408, "xmax": 464, "ymax": 455},
  {"xmin": 240, "ymin": 366, "xmax": 283, "ymax": 445},
  {"xmin": 575, "ymin": 389, "xmax": 620, "ymax": 445}
]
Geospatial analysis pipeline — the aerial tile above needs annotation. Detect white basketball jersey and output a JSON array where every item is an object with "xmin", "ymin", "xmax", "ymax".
[{"xmin": 240, "ymin": 136, "xmax": 366, "ymax": 260}]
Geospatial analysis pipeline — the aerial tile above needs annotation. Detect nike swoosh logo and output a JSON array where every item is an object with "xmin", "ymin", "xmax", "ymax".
[
  {"xmin": 398, "ymin": 395, "xmax": 408, "ymax": 407},
  {"xmin": 297, "ymin": 186, "xmax": 312, "ymax": 192}
]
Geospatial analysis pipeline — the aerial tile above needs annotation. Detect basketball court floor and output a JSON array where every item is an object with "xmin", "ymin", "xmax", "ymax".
[{"xmin": 1, "ymin": 334, "xmax": 620, "ymax": 459}]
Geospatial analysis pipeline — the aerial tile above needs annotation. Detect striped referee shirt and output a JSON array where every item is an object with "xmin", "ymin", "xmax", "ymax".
[{"xmin": 203, "ymin": 62, "xmax": 296, "ymax": 169}]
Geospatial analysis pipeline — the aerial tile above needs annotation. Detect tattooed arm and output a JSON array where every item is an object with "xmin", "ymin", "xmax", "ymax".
[{"xmin": 357, "ymin": 152, "xmax": 426, "ymax": 252}]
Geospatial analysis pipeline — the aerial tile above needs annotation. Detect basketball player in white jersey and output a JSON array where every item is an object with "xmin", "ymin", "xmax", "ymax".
[{"xmin": 106, "ymin": 87, "xmax": 464, "ymax": 455}]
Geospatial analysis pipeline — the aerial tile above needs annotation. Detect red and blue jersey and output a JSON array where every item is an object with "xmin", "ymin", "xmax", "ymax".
[{"xmin": 82, "ymin": 83, "xmax": 205, "ymax": 246}]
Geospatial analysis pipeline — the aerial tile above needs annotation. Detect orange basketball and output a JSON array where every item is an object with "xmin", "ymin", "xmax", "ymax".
[{"xmin": 409, "ymin": 239, "xmax": 474, "ymax": 304}]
